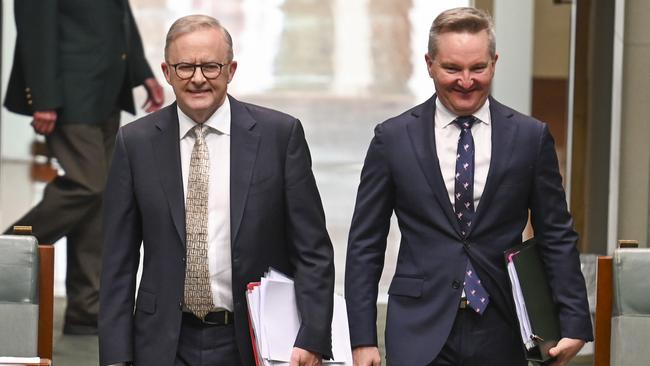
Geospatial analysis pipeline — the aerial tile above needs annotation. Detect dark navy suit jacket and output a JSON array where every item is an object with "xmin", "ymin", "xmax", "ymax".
[
  {"xmin": 345, "ymin": 95, "xmax": 593, "ymax": 365},
  {"xmin": 99, "ymin": 97, "xmax": 334, "ymax": 366}
]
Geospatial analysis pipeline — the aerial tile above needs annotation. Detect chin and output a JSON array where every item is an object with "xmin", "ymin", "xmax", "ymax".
[
  {"xmin": 185, "ymin": 101, "xmax": 213, "ymax": 111},
  {"xmin": 451, "ymin": 100, "xmax": 482, "ymax": 115}
]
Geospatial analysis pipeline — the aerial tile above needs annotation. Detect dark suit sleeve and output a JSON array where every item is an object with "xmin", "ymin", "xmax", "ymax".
[
  {"xmin": 13, "ymin": 0, "xmax": 63, "ymax": 111},
  {"xmin": 345, "ymin": 123, "xmax": 395, "ymax": 348},
  {"xmin": 529, "ymin": 124, "xmax": 593, "ymax": 341},
  {"xmin": 284, "ymin": 120, "xmax": 335, "ymax": 358},
  {"xmin": 125, "ymin": 1, "xmax": 154, "ymax": 86},
  {"xmin": 98, "ymin": 129, "xmax": 142, "ymax": 365}
]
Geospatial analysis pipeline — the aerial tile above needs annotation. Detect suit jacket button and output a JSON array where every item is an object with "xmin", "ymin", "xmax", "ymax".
[
  {"xmin": 452, "ymin": 280, "xmax": 461, "ymax": 289},
  {"xmin": 25, "ymin": 87, "xmax": 31, "ymax": 92},
  {"xmin": 121, "ymin": 53, "xmax": 127, "ymax": 60},
  {"xmin": 27, "ymin": 100, "xmax": 33, "ymax": 105}
]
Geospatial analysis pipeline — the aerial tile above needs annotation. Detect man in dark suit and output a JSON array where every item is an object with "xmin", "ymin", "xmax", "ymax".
[
  {"xmin": 98, "ymin": 15, "xmax": 334, "ymax": 366},
  {"xmin": 345, "ymin": 7, "xmax": 592, "ymax": 366},
  {"xmin": 3, "ymin": 0, "xmax": 163, "ymax": 334}
]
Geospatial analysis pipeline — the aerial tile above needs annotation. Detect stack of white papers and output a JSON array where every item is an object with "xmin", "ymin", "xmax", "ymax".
[
  {"xmin": 506, "ymin": 254, "xmax": 536, "ymax": 350},
  {"xmin": 246, "ymin": 269, "xmax": 352, "ymax": 366}
]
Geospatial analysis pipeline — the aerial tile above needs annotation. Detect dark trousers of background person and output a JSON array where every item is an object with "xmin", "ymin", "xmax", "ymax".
[
  {"xmin": 4, "ymin": 111, "xmax": 120, "ymax": 334},
  {"xmin": 427, "ymin": 305, "xmax": 528, "ymax": 366}
]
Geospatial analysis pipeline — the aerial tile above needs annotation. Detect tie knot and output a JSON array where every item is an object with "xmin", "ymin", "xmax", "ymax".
[
  {"xmin": 193, "ymin": 124, "xmax": 208, "ymax": 140},
  {"xmin": 454, "ymin": 116, "xmax": 476, "ymax": 130}
]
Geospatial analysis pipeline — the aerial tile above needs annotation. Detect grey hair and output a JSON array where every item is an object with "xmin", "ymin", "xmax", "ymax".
[
  {"xmin": 427, "ymin": 7, "xmax": 496, "ymax": 59},
  {"xmin": 164, "ymin": 14, "xmax": 234, "ymax": 62}
]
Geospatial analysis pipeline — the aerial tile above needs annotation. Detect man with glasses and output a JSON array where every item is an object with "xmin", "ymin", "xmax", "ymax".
[{"xmin": 99, "ymin": 15, "xmax": 334, "ymax": 366}]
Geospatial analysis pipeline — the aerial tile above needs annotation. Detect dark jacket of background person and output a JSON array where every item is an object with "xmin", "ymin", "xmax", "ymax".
[{"xmin": 4, "ymin": 0, "xmax": 154, "ymax": 124}]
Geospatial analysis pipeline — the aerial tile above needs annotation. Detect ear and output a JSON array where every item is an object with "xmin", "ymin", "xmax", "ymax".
[
  {"xmin": 161, "ymin": 62, "xmax": 172, "ymax": 85},
  {"xmin": 424, "ymin": 53, "xmax": 435, "ymax": 78},
  {"xmin": 226, "ymin": 61, "xmax": 238, "ymax": 83}
]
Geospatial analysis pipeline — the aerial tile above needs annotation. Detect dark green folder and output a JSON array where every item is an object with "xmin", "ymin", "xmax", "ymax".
[{"xmin": 504, "ymin": 238, "xmax": 561, "ymax": 363}]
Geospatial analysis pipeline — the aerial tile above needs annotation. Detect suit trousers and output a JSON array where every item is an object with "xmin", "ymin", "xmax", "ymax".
[
  {"xmin": 5, "ymin": 112, "xmax": 120, "ymax": 333},
  {"xmin": 428, "ymin": 305, "xmax": 527, "ymax": 366},
  {"xmin": 175, "ymin": 313, "xmax": 243, "ymax": 366}
]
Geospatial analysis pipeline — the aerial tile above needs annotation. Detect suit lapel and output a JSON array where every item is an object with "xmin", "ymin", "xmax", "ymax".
[
  {"xmin": 152, "ymin": 104, "xmax": 186, "ymax": 246},
  {"xmin": 229, "ymin": 96, "xmax": 260, "ymax": 245},
  {"xmin": 407, "ymin": 95, "xmax": 462, "ymax": 236},
  {"xmin": 471, "ymin": 97, "xmax": 517, "ymax": 234}
]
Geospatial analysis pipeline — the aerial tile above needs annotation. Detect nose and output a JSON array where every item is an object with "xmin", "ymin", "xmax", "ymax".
[
  {"xmin": 458, "ymin": 71, "xmax": 474, "ymax": 89},
  {"xmin": 190, "ymin": 65, "xmax": 207, "ymax": 83}
]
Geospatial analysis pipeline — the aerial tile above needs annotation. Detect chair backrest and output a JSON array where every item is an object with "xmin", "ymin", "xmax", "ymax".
[
  {"xmin": 0, "ymin": 235, "xmax": 53, "ymax": 360},
  {"xmin": 610, "ymin": 248, "xmax": 650, "ymax": 366}
]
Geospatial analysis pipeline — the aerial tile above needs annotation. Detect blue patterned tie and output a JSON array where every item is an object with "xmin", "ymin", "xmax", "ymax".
[{"xmin": 454, "ymin": 116, "xmax": 489, "ymax": 314}]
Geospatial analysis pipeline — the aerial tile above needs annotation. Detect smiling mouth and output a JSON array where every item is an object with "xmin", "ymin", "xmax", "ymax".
[
  {"xmin": 454, "ymin": 88, "xmax": 476, "ymax": 94},
  {"xmin": 188, "ymin": 90, "xmax": 210, "ymax": 95}
]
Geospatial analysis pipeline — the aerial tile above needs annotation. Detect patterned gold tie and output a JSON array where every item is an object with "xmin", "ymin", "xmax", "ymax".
[{"xmin": 183, "ymin": 124, "xmax": 214, "ymax": 319}]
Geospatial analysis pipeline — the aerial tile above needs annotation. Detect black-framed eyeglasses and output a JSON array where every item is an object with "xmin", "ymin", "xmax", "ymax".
[{"xmin": 168, "ymin": 62, "xmax": 229, "ymax": 80}]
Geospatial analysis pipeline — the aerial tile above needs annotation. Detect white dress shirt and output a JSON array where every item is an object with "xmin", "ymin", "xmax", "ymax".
[
  {"xmin": 434, "ymin": 98, "xmax": 492, "ymax": 211},
  {"xmin": 178, "ymin": 97, "xmax": 233, "ymax": 311}
]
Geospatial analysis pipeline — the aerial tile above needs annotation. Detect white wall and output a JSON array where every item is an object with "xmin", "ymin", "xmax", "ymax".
[
  {"xmin": 1, "ymin": 0, "xmax": 34, "ymax": 161},
  {"xmin": 492, "ymin": 0, "xmax": 534, "ymax": 115}
]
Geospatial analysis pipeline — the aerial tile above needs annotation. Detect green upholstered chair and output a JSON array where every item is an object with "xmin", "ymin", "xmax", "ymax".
[
  {"xmin": 610, "ymin": 248, "xmax": 650, "ymax": 366},
  {"xmin": 0, "ymin": 234, "xmax": 53, "ymax": 360}
]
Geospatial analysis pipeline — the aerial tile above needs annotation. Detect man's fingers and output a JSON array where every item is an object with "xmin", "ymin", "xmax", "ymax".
[
  {"xmin": 352, "ymin": 346, "xmax": 381, "ymax": 366},
  {"xmin": 31, "ymin": 110, "xmax": 58, "ymax": 135},
  {"xmin": 31, "ymin": 119, "xmax": 56, "ymax": 135},
  {"xmin": 142, "ymin": 78, "xmax": 164, "ymax": 112},
  {"xmin": 547, "ymin": 338, "xmax": 585, "ymax": 366},
  {"xmin": 289, "ymin": 348, "xmax": 321, "ymax": 366},
  {"xmin": 33, "ymin": 110, "xmax": 57, "ymax": 123}
]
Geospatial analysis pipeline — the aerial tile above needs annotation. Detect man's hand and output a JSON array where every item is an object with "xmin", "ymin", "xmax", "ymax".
[
  {"xmin": 548, "ymin": 337, "xmax": 585, "ymax": 366},
  {"xmin": 289, "ymin": 347, "xmax": 322, "ymax": 366},
  {"xmin": 31, "ymin": 110, "xmax": 57, "ymax": 135},
  {"xmin": 352, "ymin": 346, "xmax": 381, "ymax": 366},
  {"xmin": 142, "ymin": 77, "xmax": 164, "ymax": 113}
]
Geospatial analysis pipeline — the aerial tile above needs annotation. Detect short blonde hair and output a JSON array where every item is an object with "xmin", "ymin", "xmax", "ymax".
[
  {"xmin": 428, "ymin": 7, "xmax": 495, "ymax": 59},
  {"xmin": 164, "ymin": 15, "xmax": 234, "ymax": 62}
]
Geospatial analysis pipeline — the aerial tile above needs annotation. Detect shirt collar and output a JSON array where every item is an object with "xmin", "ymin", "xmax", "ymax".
[
  {"xmin": 434, "ymin": 97, "xmax": 491, "ymax": 128},
  {"xmin": 178, "ymin": 96, "xmax": 232, "ymax": 139}
]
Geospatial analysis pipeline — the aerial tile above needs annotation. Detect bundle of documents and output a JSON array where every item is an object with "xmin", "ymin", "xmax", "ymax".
[
  {"xmin": 504, "ymin": 238, "xmax": 561, "ymax": 363},
  {"xmin": 246, "ymin": 269, "xmax": 352, "ymax": 366}
]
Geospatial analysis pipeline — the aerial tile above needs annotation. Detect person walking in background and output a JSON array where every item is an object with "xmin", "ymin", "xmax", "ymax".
[
  {"xmin": 345, "ymin": 7, "xmax": 592, "ymax": 366},
  {"xmin": 3, "ymin": 0, "xmax": 164, "ymax": 335}
]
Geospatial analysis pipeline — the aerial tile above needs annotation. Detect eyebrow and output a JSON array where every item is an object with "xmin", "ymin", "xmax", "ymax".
[{"xmin": 438, "ymin": 61, "xmax": 490, "ymax": 68}]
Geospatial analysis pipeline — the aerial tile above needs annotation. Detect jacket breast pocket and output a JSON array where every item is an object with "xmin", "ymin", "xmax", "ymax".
[
  {"xmin": 388, "ymin": 276, "xmax": 424, "ymax": 298},
  {"xmin": 135, "ymin": 289, "xmax": 156, "ymax": 314}
]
